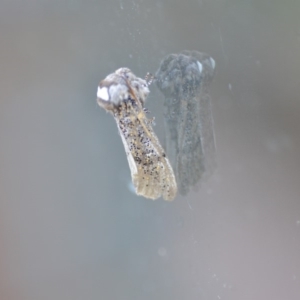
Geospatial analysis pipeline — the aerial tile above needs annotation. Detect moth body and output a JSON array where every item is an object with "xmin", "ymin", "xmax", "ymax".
[{"xmin": 97, "ymin": 67, "xmax": 177, "ymax": 201}]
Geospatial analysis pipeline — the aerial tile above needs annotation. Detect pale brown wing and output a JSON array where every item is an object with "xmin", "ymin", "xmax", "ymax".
[{"xmin": 114, "ymin": 99, "xmax": 177, "ymax": 201}]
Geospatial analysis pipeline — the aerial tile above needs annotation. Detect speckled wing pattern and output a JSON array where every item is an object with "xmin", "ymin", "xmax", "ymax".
[
  {"xmin": 156, "ymin": 51, "xmax": 216, "ymax": 195},
  {"xmin": 97, "ymin": 68, "xmax": 177, "ymax": 201}
]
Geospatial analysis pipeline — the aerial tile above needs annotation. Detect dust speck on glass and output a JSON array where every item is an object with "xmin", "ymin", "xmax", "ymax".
[{"xmin": 97, "ymin": 51, "xmax": 216, "ymax": 200}]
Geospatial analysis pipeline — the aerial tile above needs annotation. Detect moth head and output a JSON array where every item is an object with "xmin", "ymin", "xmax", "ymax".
[
  {"xmin": 96, "ymin": 69, "xmax": 129, "ymax": 111},
  {"xmin": 97, "ymin": 68, "xmax": 150, "ymax": 111},
  {"xmin": 116, "ymin": 68, "xmax": 150, "ymax": 105}
]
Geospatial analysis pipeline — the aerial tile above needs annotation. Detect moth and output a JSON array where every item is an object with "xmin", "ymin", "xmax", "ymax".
[
  {"xmin": 156, "ymin": 51, "xmax": 216, "ymax": 195},
  {"xmin": 97, "ymin": 68, "xmax": 177, "ymax": 201}
]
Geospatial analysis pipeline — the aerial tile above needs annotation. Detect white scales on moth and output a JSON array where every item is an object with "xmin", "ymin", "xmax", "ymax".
[{"xmin": 97, "ymin": 68, "xmax": 177, "ymax": 201}]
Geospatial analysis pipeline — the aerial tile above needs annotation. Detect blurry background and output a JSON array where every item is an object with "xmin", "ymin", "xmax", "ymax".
[{"xmin": 0, "ymin": 0, "xmax": 300, "ymax": 299}]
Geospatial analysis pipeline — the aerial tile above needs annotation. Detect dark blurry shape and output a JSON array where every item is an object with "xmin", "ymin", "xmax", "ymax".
[
  {"xmin": 97, "ymin": 68, "xmax": 177, "ymax": 201},
  {"xmin": 156, "ymin": 51, "xmax": 216, "ymax": 195}
]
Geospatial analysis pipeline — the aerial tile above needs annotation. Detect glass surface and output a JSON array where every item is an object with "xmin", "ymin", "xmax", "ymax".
[{"xmin": 0, "ymin": 1, "xmax": 300, "ymax": 299}]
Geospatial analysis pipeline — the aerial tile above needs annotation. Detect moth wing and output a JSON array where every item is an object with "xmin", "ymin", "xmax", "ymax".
[
  {"xmin": 118, "ymin": 126, "xmax": 138, "ymax": 176},
  {"xmin": 133, "ymin": 148, "xmax": 177, "ymax": 201},
  {"xmin": 116, "ymin": 113, "xmax": 177, "ymax": 201},
  {"xmin": 135, "ymin": 116, "xmax": 177, "ymax": 201}
]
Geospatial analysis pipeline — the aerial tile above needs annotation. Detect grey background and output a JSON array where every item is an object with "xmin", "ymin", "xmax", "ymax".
[{"xmin": 0, "ymin": 0, "xmax": 300, "ymax": 299}]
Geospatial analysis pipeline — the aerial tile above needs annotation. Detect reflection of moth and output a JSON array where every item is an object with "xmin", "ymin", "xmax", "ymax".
[
  {"xmin": 97, "ymin": 68, "xmax": 177, "ymax": 201},
  {"xmin": 156, "ymin": 51, "xmax": 216, "ymax": 195}
]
